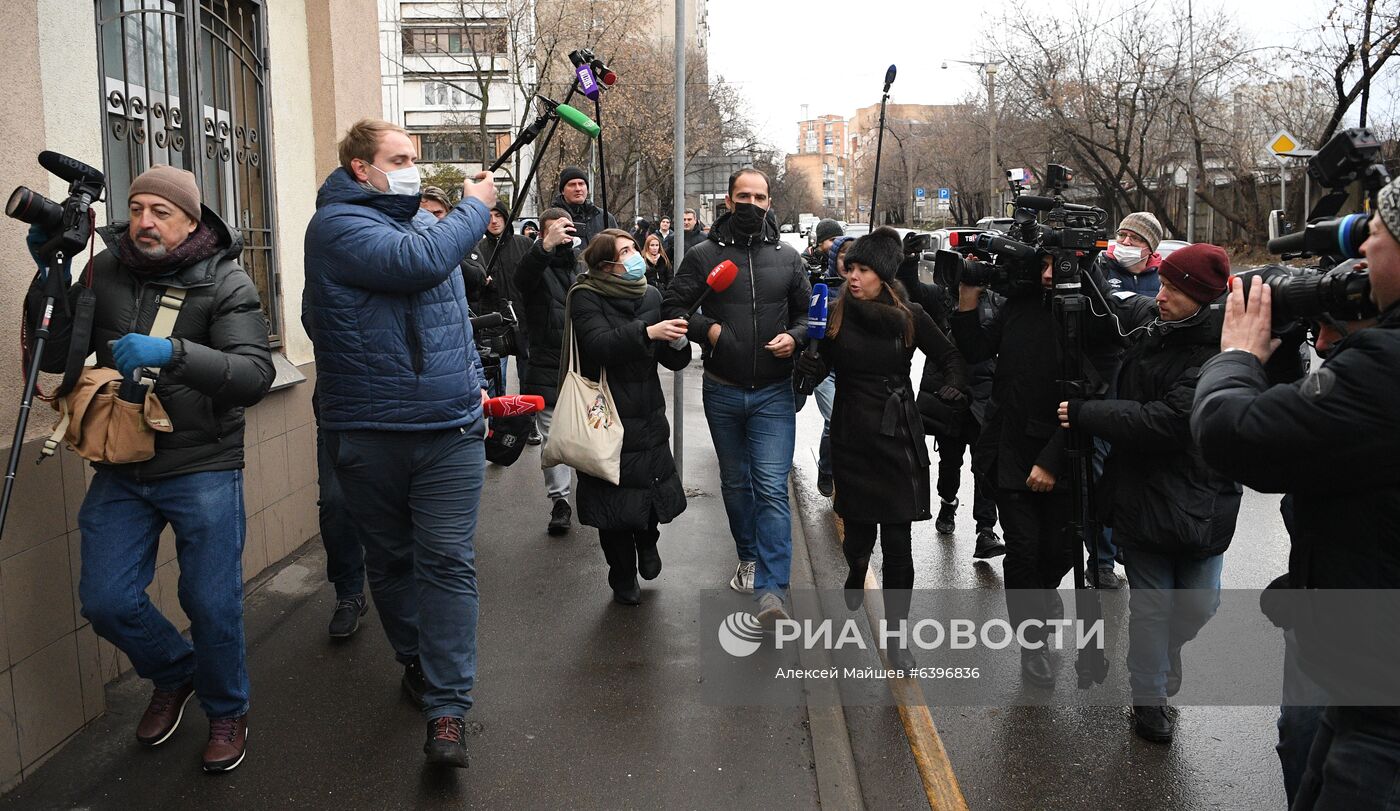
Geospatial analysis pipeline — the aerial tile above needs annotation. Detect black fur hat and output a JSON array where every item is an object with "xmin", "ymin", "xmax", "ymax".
[{"xmin": 842, "ymin": 226, "xmax": 904, "ymax": 283}]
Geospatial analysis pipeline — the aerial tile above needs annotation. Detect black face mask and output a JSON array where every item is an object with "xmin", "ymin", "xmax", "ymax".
[{"xmin": 731, "ymin": 202, "xmax": 766, "ymax": 237}]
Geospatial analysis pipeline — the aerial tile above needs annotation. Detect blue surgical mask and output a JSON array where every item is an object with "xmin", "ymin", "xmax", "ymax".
[
  {"xmin": 619, "ymin": 253, "xmax": 647, "ymax": 280},
  {"xmin": 369, "ymin": 163, "xmax": 422, "ymax": 197}
]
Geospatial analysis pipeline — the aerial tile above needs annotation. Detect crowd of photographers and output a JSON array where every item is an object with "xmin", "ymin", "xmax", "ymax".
[{"xmin": 14, "ymin": 111, "xmax": 1400, "ymax": 804}]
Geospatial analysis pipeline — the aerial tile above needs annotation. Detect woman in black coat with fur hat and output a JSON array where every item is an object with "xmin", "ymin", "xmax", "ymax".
[
  {"xmin": 568, "ymin": 229, "xmax": 692, "ymax": 604},
  {"xmin": 794, "ymin": 227, "xmax": 970, "ymax": 663}
]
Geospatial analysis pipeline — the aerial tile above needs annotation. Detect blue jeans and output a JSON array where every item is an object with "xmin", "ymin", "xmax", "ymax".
[
  {"xmin": 316, "ymin": 421, "xmax": 366, "ymax": 598},
  {"xmin": 702, "ymin": 378, "xmax": 796, "ymax": 598},
  {"xmin": 78, "ymin": 469, "xmax": 248, "ymax": 719},
  {"xmin": 1123, "ymin": 546, "xmax": 1224, "ymax": 700},
  {"xmin": 813, "ymin": 374, "xmax": 835, "ymax": 476},
  {"xmin": 328, "ymin": 422, "xmax": 485, "ymax": 720}
]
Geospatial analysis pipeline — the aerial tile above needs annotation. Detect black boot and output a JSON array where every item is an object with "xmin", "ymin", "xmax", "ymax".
[
  {"xmin": 600, "ymin": 534, "xmax": 640, "ymax": 605},
  {"xmin": 934, "ymin": 498, "xmax": 958, "ymax": 534},
  {"xmin": 635, "ymin": 528, "xmax": 662, "ymax": 580},
  {"xmin": 843, "ymin": 555, "xmax": 869, "ymax": 610},
  {"xmin": 1020, "ymin": 648, "xmax": 1054, "ymax": 688}
]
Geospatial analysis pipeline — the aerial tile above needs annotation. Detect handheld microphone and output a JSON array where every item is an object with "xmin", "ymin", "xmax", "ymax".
[
  {"xmin": 575, "ymin": 61, "xmax": 600, "ymax": 100},
  {"xmin": 883, "ymin": 64, "xmax": 897, "ymax": 93},
  {"xmin": 669, "ymin": 260, "xmax": 741, "ymax": 348},
  {"xmin": 794, "ymin": 283, "xmax": 828, "ymax": 395},
  {"xmin": 482, "ymin": 394, "xmax": 545, "ymax": 418},
  {"xmin": 38, "ymin": 151, "xmax": 105, "ymax": 188},
  {"xmin": 591, "ymin": 58, "xmax": 617, "ymax": 87},
  {"xmin": 539, "ymin": 97, "xmax": 601, "ymax": 139}
]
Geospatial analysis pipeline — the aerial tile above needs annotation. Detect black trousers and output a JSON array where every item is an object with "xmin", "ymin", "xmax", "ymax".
[
  {"xmin": 997, "ymin": 489, "xmax": 1074, "ymax": 644},
  {"xmin": 844, "ymin": 521, "xmax": 914, "ymax": 622},
  {"xmin": 598, "ymin": 526, "xmax": 660, "ymax": 586},
  {"xmin": 935, "ymin": 435, "xmax": 999, "ymax": 531}
]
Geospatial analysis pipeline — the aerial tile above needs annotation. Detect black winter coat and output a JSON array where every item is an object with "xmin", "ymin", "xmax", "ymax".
[
  {"xmin": 550, "ymin": 194, "xmax": 617, "ymax": 248},
  {"xmin": 515, "ymin": 241, "xmax": 579, "ymax": 404},
  {"xmin": 951, "ymin": 290, "xmax": 1118, "ymax": 491},
  {"xmin": 472, "ymin": 231, "xmax": 532, "ymax": 314},
  {"xmin": 902, "ymin": 260, "xmax": 1001, "ymax": 437},
  {"xmin": 662, "ymin": 211, "xmax": 810, "ymax": 389},
  {"xmin": 663, "ymin": 225, "xmax": 705, "ymax": 266},
  {"xmin": 34, "ymin": 210, "xmax": 274, "ymax": 480},
  {"xmin": 571, "ymin": 286, "xmax": 691, "ymax": 530},
  {"xmin": 814, "ymin": 294, "xmax": 968, "ymax": 523},
  {"xmin": 1192, "ymin": 304, "xmax": 1400, "ymax": 703},
  {"xmin": 1074, "ymin": 296, "xmax": 1241, "ymax": 558}
]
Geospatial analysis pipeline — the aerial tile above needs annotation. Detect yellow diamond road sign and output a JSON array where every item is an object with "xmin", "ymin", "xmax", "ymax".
[{"xmin": 1269, "ymin": 130, "xmax": 1299, "ymax": 156}]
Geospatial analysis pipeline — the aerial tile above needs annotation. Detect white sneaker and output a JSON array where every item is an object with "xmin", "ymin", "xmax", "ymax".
[
  {"xmin": 757, "ymin": 592, "xmax": 790, "ymax": 631},
  {"xmin": 729, "ymin": 560, "xmax": 756, "ymax": 593}
]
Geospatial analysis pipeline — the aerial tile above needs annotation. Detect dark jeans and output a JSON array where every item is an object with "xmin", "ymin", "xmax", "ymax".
[
  {"xmin": 934, "ymin": 435, "xmax": 998, "ymax": 530},
  {"xmin": 1090, "ymin": 436, "xmax": 1119, "ymax": 568},
  {"xmin": 598, "ymin": 526, "xmax": 660, "ymax": 587},
  {"xmin": 328, "ymin": 422, "xmax": 486, "ymax": 720},
  {"xmin": 1279, "ymin": 629, "xmax": 1328, "ymax": 806},
  {"xmin": 78, "ymin": 469, "xmax": 248, "ymax": 719},
  {"xmin": 1292, "ymin": 706, "xmax": 1400, "ymax": 810},
  {"xmin": 316, "ymin": 421, "xmax": 366, "ymax": 598},
  {"xmin": 997, "ymin": 489, "xmax": 1074, "ymax": 645},
  {"xmin": 843, "ymin": 521, "xmax": 913, "ymax": 622}
]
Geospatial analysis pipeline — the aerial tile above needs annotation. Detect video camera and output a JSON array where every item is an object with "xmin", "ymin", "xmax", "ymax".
[
  {"xmin": 1242, "ymin": 128, "xmax": 1388, "ymax": 332},
  {"xmin": 470, "ymin": 307, "xmax": 521, "ymax": 393},
  {"xmin": 931, "ymin": 164, "xmax": 1108, "ymax": 296}
]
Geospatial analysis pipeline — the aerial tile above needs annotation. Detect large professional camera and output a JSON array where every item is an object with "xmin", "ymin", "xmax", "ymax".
[
  {"xmin": 1244, "ymin": 127, "xmax": 1389, "ymax": 330},
  {"xmin": 7, "ymin": 151, "xmax": 106, "ymax": 258},
  {"xmin": 931, "ymin": 164, "xmax": 1108, "ymax": 296},
  {"xmin": 471, "ymin": 304, "xmax": 522, "ymax": 393}
]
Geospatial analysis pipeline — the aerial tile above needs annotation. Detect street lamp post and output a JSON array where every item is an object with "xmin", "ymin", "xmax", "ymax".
[{"xmin": 942, "ymin": 58, "xmax": 1003, "ymax": 219}]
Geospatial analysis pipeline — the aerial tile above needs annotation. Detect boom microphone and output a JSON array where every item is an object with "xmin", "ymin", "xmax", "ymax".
[
  {"xmin": 539, "ymin": 97, "xmax": 601, "ymax": 139},
  {"xmin": 883, "ymin": 64, "xmax": 897, "ymax": 93},
  {"xmin": 38, "ymin": 151, "xmax": 105, "ymax": 187}
]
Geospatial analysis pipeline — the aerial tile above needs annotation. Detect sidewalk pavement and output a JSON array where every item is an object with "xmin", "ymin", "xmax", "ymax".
[{"xmin": 0, "ymin": 364, "xmax": 865, "ymax": 810}]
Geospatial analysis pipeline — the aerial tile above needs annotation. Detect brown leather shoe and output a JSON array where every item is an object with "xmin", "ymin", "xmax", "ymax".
[
  {"xmin": 202, "ymin": 714, "xmax": 248, "ymax": 773},
  {"xmin": 135, "ymin": 683, "xmax": 195, "ymax": 747}
]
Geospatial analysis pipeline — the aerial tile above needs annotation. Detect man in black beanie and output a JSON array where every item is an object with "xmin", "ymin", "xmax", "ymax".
[{"xmin": 553, "ymin": 166, "xmax": 616, "ymax": 248}]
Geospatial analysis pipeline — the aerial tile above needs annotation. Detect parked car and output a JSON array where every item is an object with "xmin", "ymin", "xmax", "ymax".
[
  {"xmin": 1155, "ymin": 238, "xmax": 1189, "ymax": 260},
  {"xmin": 975, "ymin": 217, "xmax": 1016, "ymax": 232}
]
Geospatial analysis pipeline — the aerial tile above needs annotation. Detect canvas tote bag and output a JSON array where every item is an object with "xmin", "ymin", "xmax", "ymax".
[{"xmin": 540, "ymin": 321, "xmax": 624, "ymax": 485}]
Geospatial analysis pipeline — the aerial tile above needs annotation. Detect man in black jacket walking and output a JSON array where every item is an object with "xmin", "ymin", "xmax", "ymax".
[
  {"xmin": 476, "ymin": 200, "xmax": 533, "ymax": 396},
  {"xmin": 27, "ymin": 165, "xmax": 273, "ymax": 772},
  {"xmin": 1191, "ymin": 177, "xmax": 1400, "ymax": 809},
  {"xmin": 664, "ymin": 208, "xmax": 705, "ymax": 266},
  {"xmin": 516, "ymin": 207, "xmax": 582, "ymax": 534},
  {"xmin": 1059, "ymin": 243, "xmax": 1237, "ymax": 743},
  {"xmin": 663, "ymin": 168, "xmax": 809, "ymax": 625}
]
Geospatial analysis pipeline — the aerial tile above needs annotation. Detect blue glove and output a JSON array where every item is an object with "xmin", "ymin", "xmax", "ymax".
[
  {"xmin": 26, "ymin": 225, "xmax": 51, "ymax": 275},
  {"xmin": 111, "ymin": 334, "xmax": 173, "ymax": 377}
]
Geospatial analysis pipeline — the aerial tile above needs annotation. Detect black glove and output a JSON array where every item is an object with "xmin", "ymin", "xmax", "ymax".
[
  {"xmin": 793, "ymin": 350, "xmax": 825, "ymax": 379},
  {"xmin": 936, "ymin": 385, "xmax": 966, "ymax": 404}
]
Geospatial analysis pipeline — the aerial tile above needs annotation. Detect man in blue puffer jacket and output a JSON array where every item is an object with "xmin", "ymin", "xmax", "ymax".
[{"xmin": 303, "ymin": 119, "xmax": 495, "ymax": 768}]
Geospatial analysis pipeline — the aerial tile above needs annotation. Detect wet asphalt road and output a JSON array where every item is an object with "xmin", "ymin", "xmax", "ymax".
[{"xmin": 792, "ymin": 354, "xmax": 1292, "ymax": 811}]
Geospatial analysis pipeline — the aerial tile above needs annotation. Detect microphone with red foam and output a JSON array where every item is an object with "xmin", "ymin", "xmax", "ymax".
[
  {"xmin": 482, "ymin": 394, "xmax": 545, "ymax": 418},
  {"xmin": 669, "ymin": 260, "xmax": 740, "ymax": 349},
  {"xmin": 794, "ymin": 283, "xmax": 829, "ymax": 395}
]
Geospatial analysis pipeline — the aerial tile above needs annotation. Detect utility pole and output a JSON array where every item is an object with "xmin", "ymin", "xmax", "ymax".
[{"xmin": 986, "ymin": 63, "xmax": 999, "ymax": 218}]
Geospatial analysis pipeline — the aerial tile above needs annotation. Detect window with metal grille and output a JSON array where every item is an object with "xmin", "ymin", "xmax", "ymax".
[{"xmin": 96, "ymin": 0, "xmax": 281, "ymax": 343}]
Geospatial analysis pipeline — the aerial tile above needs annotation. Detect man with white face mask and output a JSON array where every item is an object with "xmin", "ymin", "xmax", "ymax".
[
  {"xmin": 304, "ymin": 118, "xmax": 497, "ymax": 768},
  {"xmin": 1102, "ymin": 211, "xmax": 1165, "ymax": 297}
]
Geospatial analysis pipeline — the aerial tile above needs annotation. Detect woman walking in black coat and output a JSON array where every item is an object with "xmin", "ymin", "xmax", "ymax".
[
  {"xmin": 567, "ymin": 229, "xmax": 692, "ymax": 604},
  {"xmin": 794, "ymin": 227, "xmax": 970, "ymax": 666}
]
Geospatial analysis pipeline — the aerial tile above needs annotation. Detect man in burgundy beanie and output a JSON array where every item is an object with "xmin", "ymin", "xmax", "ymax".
[{"xmin": 1058, "ymin": 239, "xmax": 1238, "ymax": 743}]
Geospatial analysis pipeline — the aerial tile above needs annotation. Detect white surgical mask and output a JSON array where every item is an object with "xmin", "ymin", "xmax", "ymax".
[
  {"xmin": 369, "ymin": 162, "xmax": 422, "ymax": 197},
  {"xmin": 1114, "ymin": 244, "xmax": 1144, "ymax": 267}
]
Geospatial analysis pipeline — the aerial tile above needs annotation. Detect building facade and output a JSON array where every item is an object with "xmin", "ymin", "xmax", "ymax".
[
  {"xmin": 0, "ymin": 0, "xmax": 383, "ymax": 790},
  {"xmin": 792, "ymin": 113, "xmax": 851, "ymax": 220}
]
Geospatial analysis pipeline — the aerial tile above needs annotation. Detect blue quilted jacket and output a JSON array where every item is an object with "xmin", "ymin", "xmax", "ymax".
[{"xmin": 303, "ymin": 168, "xmax": 490, "ymax": 431}]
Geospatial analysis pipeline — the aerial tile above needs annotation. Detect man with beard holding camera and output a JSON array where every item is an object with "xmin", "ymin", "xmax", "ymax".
[
  {"xmin": 27, "ymin": 165, "xmax": 273, "ymax": 772},
  {"xmin": 1058, "ymin": 243, "xmax": 1239, "ymax": 742},
  {"xmin": 515, "ymin": 207, "xmax": 583, "ymax": 535},
  {"xmin": 1190, "ymin": 177, "xmax": 1400, "ymax": 808}
]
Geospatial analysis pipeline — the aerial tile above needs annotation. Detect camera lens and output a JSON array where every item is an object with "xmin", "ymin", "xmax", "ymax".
[{"xmin": 6, "ymin": 186, "xmax": 64, "ymax": 231}]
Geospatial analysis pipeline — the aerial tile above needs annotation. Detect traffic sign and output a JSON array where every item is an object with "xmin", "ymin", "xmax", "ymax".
[
  {"xmin": 859, "ymin": 204, "xmax": 867, "ymax": 212},
  {"xmin": 1268, "ymin": 130, "xmax": 1300, "ymax": 161},
  {"xmin": 938, "ymin": 187, "xmax": 950, "ymax": 201},
  {"xmin": 915, "ymin": 187, "xmax": 926, "ymax": 199}
]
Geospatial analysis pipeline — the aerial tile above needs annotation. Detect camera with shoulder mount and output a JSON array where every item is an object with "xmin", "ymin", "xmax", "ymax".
[
  {"xmin": 931, "ymin": 164, "xmax": 1108, "ymax": 296},
  {"xmin": 1238, "ymin": 127, "xmax": 1389, "ymax": 333}
]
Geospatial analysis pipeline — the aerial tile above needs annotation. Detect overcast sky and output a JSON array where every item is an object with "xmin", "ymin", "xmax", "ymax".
[{"xmin": 706, "ymin": 0, "xmax": 1398, "ymax": 154}]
